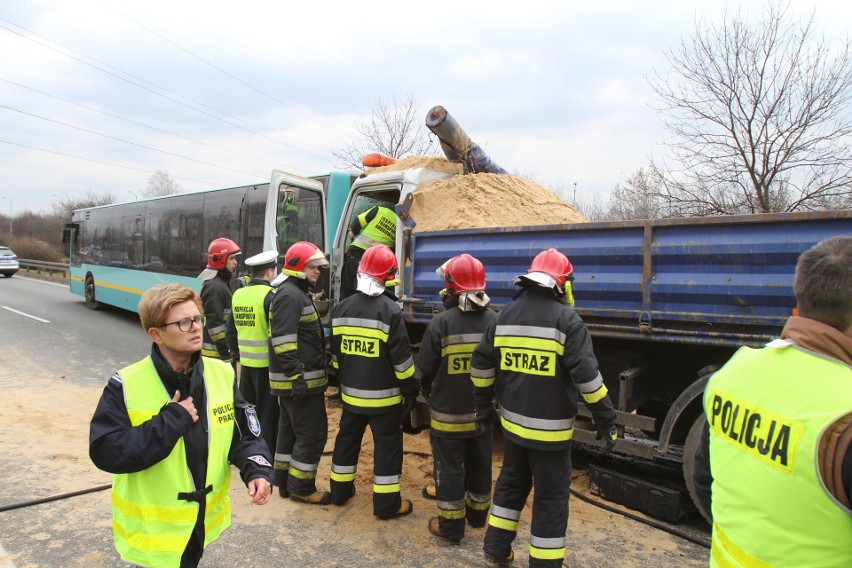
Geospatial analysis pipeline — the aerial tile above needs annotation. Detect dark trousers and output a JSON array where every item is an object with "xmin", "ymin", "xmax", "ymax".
[
  {"xmin": 238, "ymin": 365, "xmax": 279, "ymax": 454},
  {"xmin": 274, "ymin": 393, "xmax": 328, "ymax": 495},
  {"xmin": 330, "ymin": 409, "xmax": 403, "ymax": 518},
  {"xmin": 431, "ymin": 430, "xmax": 493, "ymax": 540},
  {"xmin": 340, "ymin": 246, "xmax": 365, "ymax": 300},
  {"xmin": 484, "ymin": 436, "xmax": 572, "ymax": 567}
]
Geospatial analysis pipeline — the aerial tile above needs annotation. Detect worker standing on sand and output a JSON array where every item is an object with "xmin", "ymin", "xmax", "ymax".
[
  {"xmin": 419, "ymin": 254, "xmax": 496, "ymax": 544},
  {"xmin": 268, "ymin": 241, "xmax": 332, "ymax": 505},
  {"xmin": 328, "ymin": 244, "xmax": 418, "ymax": 519},
  {"xmin": 471, "ymin": 248, "xmax": 618, "ymax": 567}
]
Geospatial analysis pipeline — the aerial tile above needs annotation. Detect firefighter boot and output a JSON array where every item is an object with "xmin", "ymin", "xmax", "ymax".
[
  {"xmin": 422, "ymin": 484, "xmax": 437, "ymax": 500},
  {"xmin": 428, "ymin": 517, "xmax": 461, "ymax": 544},
  {"xmin": 290, "ymin": 490, "xmax": 331, "ymax": 505},
  {"xmin": 377, "ymin": 499, "xmax": 413, "ymax": 520},
  {"xmin": 278, "ymin": 485, "xmax": 289, "ymax": 499},
  {"xmin": 484, "ymin": 547, "xmax": 514, "ymax": 566}
]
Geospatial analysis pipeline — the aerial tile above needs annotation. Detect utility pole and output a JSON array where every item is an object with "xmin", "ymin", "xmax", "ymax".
[{"xmin": 1, "ymin": 196, "xmax": 11, "ymax": 235}]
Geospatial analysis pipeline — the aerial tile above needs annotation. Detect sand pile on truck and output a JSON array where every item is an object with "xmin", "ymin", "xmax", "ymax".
[{"xmin": 366, "ymin": 156, "xmax": 587, "ymax": 232}]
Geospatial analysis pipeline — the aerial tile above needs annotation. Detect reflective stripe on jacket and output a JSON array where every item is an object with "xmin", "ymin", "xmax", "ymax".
[
  {"xmin": 418, "ymin": 301, "xmax": 495, "ymax": 438},
  {"xmin": 705, "ymin": 340, "xmax": 852, "ymax": 568},
  {"xmin": 267, "ymin": 278, "xmax": 327, "ymax": 397},
  {"xmin": 351, "ymin": 206, "xmax": 396, "ymax": 250},
  {"xmin": 470, "ymin": 289, "xmax": 614, "ymax": 450},
  {"xmin": 330, "ymin": 292, "xmax": 417, "ymax": 414},
  {"xmin": 231, "ymin": 283, "xmax": 272, "ymax": 368},
  {"xmin": 112, "ymin": 357, "xmax": 234, "ymax": 567}
]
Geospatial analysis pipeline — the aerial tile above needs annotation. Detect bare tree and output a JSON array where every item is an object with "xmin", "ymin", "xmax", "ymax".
[
  {"xmin": 605, "ymin": 166, "xmax": 672, "ymax": 221},
  {"xmin": 333, "ymin": 94, "xmax": 438, "ymax": 169},
  {"xmin": 51, "ymin": 189, "xmax": 116, "ymax": 221},
  {"xmin": 649, "ymin": 1, "xmax": 852, "ymax": 215},
  {"xmin": 144, "ymin": 169, "xmax": 182, "ymax": 197}
]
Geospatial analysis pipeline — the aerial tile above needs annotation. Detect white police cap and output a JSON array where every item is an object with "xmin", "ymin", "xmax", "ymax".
[{"xmin": 244, "ymin": 250, "xmax": 278, "ymax": 269}]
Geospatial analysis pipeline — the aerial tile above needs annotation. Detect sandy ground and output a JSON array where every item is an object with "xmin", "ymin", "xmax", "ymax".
[{"xmin": 0, "ymin": 368, "xmax": 709, "ymax": 567}]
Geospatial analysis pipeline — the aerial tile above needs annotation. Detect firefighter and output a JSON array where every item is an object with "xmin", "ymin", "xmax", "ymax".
[
  {"xmin": 268, "ymin": 241, "xmax": 331, "ymax": 505},
  {"xmin": 226, "ymin": 249, "xmax": 279, "ymax": 454},
  {"xmin": 471, "ymin": 248, "xmax": 617, "ymax": 567},
  {"xmin": 693, "ymin": 236, "xmax": 852, "ymax": 567},
  {"xmin": 419, "ymin": 254, "xmax": 496, "ymax": 544},
  {"xmin": 340, "ymin": 205, "xmax": 397, "ymax": 299},
  {"xmin": 328, "ymin": 244, "xmax": 417, "ymax": 519},
  {"xmin": 89, "ymin": 283, "xmax": 272, "ymax": 568},
  {"xmin": 198, "ymin": 237, "xmax": 241, "ymax": 362}
]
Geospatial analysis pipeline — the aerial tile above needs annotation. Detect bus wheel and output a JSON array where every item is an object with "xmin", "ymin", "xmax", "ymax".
[
  {"xmin": 683, "ymin": 414, "xmax": 712, "ymax": 524},
  {"xmin": 85, "ymin": 275, "xmax": 100, "ymax": 310}
]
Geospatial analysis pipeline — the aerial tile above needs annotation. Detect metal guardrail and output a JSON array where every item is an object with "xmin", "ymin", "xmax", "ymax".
[{"xmin": 19, "ymin": 259, "xmax": 69, "ymax": 279}]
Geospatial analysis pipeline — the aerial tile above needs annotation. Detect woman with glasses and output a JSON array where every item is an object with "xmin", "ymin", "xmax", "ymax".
[{"xmin": 89, "ymin": 283, "xmax": 273, "ymax": 568}]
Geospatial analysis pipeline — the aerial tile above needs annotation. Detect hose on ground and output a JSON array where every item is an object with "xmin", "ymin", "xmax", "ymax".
[
  {"xmin": 0, "ymin": 483, "xmax": 112, "ymax": 513},
  {"xmin": 0, "ymin": 457, "xmax": 710, "ymax": 550}
]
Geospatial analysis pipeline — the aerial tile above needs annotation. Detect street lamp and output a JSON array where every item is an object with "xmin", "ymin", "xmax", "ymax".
[
  {"xmin": 128, "ymin": 191, "xmax": 138, "ymax": 201},
  {"xmin": 0, "ymin": 196, "xmax": 11, "ymax": 235}
]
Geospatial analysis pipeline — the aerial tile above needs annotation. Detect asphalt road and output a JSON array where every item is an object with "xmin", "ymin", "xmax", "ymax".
[{"xmin": 0, "ymin": 275, "xmax": 711, "ymax": 568}]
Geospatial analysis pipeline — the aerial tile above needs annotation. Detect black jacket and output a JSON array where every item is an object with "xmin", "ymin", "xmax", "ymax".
[
  {"xmin": 267, "ymin": 277, "xmax": 327, "ymax": 397},
  {"xmin": 418, "ymin": 295, "xmax": 495, "ymax": 438},
  {"xmin": 201, "ymin": 270, "xmax": 235, "ymax": 360},
  {"xmin": 89, "ymin": 345, "xmax": 273, "ymax": 554},
  {"xmin": 471, "ymin": 286, "xmax": 616, "ymax": 451},
  {"xmin": 330, "ymin": 289, "xmax": 417, "ymax": 415}
]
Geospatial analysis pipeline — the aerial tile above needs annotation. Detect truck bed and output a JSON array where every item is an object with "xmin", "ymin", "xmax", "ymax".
[{"xmin": 401, "ymin": 210, "xmax": 851, "ymax": 347}]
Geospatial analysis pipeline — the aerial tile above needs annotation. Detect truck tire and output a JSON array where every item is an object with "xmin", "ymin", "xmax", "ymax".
[
  {"xmin": 85, "ymin": 275, "xmax": 100, "ymax": 310},
  {"xmin": 683, "ymin": 414, "xmax": 712, "ymax": 524}
]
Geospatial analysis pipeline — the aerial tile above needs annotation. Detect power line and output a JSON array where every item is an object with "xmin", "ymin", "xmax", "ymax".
[
  {"xmin": 2, "ymin": 105, "xmax": 264, "ymax": 177},
  {"xmin": 0, "ymin": 139, "xmax": 220, "ymax": 185},
  {"xmin": 0, "ymin": 78, "xmax": 290, "ymax": 170},
  {"xmin": 101, "ymin": 1, "xmax": 351, "ymax": 138},
  {"xmin": 0, "ymin": 18, "xmax": 335, "ymax": 163}
]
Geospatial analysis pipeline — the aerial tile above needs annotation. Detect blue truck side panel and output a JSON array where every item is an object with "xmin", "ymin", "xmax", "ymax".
[{"xmin": 403, "ymin": 210, "xmax": 851, "ymax": 348}]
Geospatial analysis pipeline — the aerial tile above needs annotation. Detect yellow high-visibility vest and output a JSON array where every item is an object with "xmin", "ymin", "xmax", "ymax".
[
  {"xmin": 704, "ymin": 341, "xmax": 852, "ymax": 568},
  {"xmin": 112, "ymin": 357, "xmax": 235, "ymax": 567}
]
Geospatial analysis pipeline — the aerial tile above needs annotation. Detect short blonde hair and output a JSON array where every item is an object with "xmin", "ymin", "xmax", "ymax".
[{"xmin": 138, "ymin": 283, "xmax": 203, "ymax": 332}]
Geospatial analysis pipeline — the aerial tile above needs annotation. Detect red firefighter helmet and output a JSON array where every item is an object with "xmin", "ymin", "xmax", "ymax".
[
  {"xmin": 207, "ymin": 238, "xmax": 241, "ymax": 269},
  {"xmin": 282, "ymin": 241, "xmax": 328, "ymax": 279},
  {"xmin": 357, "ymin": 244, "xmax": 398, "ymax": 284},
  {"xmin": 440, "ymin": 254, "xmax": 486, "ymax": 295},
  {"xmin": 528, "ymin": 248, "xmax": 573, "ymax": 291}
]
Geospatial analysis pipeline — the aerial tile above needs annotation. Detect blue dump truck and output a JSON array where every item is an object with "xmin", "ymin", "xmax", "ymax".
[{"xmin": 326, "ymin": 163, "xmax": 852, "ymax": 518}]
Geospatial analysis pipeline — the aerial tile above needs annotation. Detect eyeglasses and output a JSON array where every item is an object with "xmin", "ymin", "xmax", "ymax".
[{"xmin": 160, "ymin": 315, "xmax": 206, "ymax": 332}]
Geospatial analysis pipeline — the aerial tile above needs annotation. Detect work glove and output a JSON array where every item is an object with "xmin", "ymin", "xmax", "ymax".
[
  {"xmin": 403, "ymin": 395, "xmax": 417, "ymax": 415},
  {"xmin": 475, "ymin": 405, "xmax": 497, "ymax": 432},
  {"xmin": 595, "ymin": 424, "xmax": 617, "ymax": 453},
  {"xmin": 401, "ymin": 395, "xmax": 422, "ymax": 435}
]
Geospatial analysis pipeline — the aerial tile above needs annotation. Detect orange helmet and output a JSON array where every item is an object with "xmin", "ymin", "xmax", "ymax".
[
  {"xmin": 528, "ymin": 248, "xmax": 573, "ymax": 292},
  {"xmin": 439, "ymin": 254, "xmax": 486, "ymax": 295},
  {"xmin": 357, "ymin": 244, "xmax": 398, "ymax": 284},
  {"xmin": 207, "ymin": 238, "xmax": 241, "ymax": 269},
  {"xmin": 282, "ymin": 241, "xmax": 328, "ymax": 279}
]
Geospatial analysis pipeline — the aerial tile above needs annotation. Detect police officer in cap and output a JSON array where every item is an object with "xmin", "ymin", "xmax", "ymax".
[{"xmin": 226, "ymin": 249, "xmax": 279, "ymax": 454}]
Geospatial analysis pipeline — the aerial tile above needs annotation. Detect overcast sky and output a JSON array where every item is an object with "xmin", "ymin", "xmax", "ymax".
[{"xmin": 1, "ymin": 0, "xmax": 849, "ymax": 215}]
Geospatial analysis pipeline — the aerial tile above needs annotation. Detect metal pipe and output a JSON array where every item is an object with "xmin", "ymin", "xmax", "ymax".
[{"xmin": 425, "ymin": 105, "xmax": 508, "ymax": 175}]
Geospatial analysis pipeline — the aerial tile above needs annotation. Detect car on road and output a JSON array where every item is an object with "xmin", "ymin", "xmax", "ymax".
[{"xmin": 0, "ymin": 246, "xmax": 20, "ymax": 277}]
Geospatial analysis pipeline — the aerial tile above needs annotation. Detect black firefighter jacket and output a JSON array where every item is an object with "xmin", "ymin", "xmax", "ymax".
[
  {"xmin": 418, "ymin": 294, "xmax": 496, "ymax": 438},
  {"xmin": 330, "ymin": 290, "xmax": 417, "ymax": 415},
  {"xmin": 267, "ymin": 277, "xmax": 328, "ymax": 398},
  {"xmin": 470, "ymin": 286, "xmax": 616, "ymax": 451}
]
